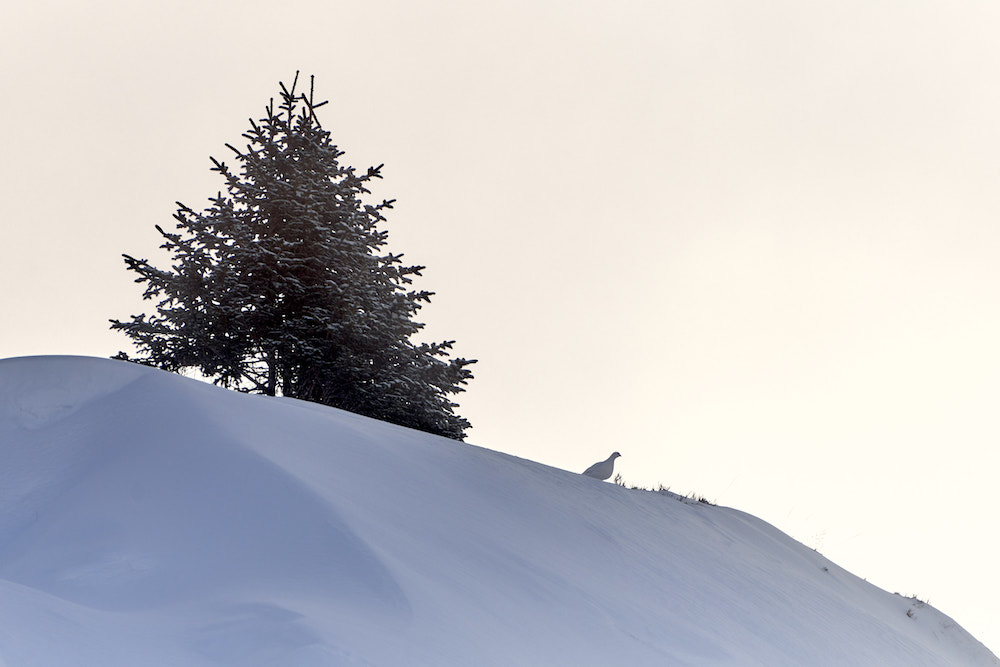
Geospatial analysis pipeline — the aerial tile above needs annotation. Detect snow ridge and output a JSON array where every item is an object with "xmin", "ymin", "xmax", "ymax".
[{"xmin": 0, "ymin": 356, "xmax": 996, "ymax": 666}]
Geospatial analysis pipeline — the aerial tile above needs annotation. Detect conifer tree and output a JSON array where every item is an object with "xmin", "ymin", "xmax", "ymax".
[{"xmin": 111, "ymin": 73, "xmax": 475, "ymax": 439}]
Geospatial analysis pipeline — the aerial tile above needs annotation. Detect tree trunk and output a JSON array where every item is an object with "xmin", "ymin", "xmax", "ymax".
[{"xmin": 266, "ymin": 348, "xmax": 277, "ymax": 396}]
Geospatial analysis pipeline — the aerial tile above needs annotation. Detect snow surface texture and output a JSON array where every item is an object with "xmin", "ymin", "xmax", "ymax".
[{"xmin": 0, "ymin": 356, "xmax": 996, "ymax": 667}]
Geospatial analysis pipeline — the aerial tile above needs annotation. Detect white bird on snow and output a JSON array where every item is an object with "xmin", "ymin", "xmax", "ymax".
[{"xmin": 582, "ymin": 452, "xmax": 621, "ymax": 480}]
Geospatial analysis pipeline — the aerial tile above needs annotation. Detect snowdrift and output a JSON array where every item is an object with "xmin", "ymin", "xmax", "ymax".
[{"xmin": 0, "ymin": 356, "xmax": 995, "ymax": 666}]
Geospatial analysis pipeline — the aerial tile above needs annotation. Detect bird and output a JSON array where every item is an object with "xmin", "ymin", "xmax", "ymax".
[{"xmin": 582, "ymin": 452, "xmax": 621, "ymax": 480}]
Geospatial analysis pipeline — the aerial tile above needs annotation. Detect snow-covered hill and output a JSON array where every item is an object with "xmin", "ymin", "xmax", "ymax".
[{"xmin": 0, "ymin": 356, "xmax": 995, "ymax": 666}]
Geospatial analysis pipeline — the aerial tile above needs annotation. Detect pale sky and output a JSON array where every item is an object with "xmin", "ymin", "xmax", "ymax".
[{"xmin": 3, "ymin": 0, "xmax": 1000, "ymax": 653}]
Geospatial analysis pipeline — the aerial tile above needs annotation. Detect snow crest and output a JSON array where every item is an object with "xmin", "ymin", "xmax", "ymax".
[{"xmin": 0, "ymin": 356, "xmax": 996, "ymax": 666}]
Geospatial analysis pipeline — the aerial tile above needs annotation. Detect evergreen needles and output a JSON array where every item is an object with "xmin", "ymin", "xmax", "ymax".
[{"xmin": 111, "ymin": 73, "xmax": 475, "ymax": 439}]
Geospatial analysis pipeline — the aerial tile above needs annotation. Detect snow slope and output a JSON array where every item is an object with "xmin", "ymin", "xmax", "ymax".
[{"xmin": 0, "ymin": 355, "xmax": 995, "ymax": 666}]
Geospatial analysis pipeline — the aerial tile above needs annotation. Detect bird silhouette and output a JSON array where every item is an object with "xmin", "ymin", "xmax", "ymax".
[{"xmin": 582, "ymin": 452, "xmax": 621, "ymax": 480}]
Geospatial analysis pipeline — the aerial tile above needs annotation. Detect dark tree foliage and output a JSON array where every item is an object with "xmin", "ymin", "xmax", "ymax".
[{"xmin": 111, "ymin": 74, "xmax": 475, "ymax": 439}]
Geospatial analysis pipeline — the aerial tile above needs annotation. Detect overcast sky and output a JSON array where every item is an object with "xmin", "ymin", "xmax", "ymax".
[{"xmin": 3, "ymin": 0, "xmax": 1000, "ymax": 653}]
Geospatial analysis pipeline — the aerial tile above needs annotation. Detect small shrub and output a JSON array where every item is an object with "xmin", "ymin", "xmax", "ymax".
[{"xmin": 611, "ymin": 475, "xmax": 715, "ymax": 505}]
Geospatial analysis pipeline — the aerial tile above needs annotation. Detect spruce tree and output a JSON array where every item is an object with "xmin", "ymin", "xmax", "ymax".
[{"xmin": 111, "ymin": 73, "xmax": 475, "ymax": 439}]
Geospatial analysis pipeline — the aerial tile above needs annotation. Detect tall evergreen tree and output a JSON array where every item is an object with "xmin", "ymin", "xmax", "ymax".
[{"xmin": 111, "ymin": 73, "xmax": 475, "ymax": 439}]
